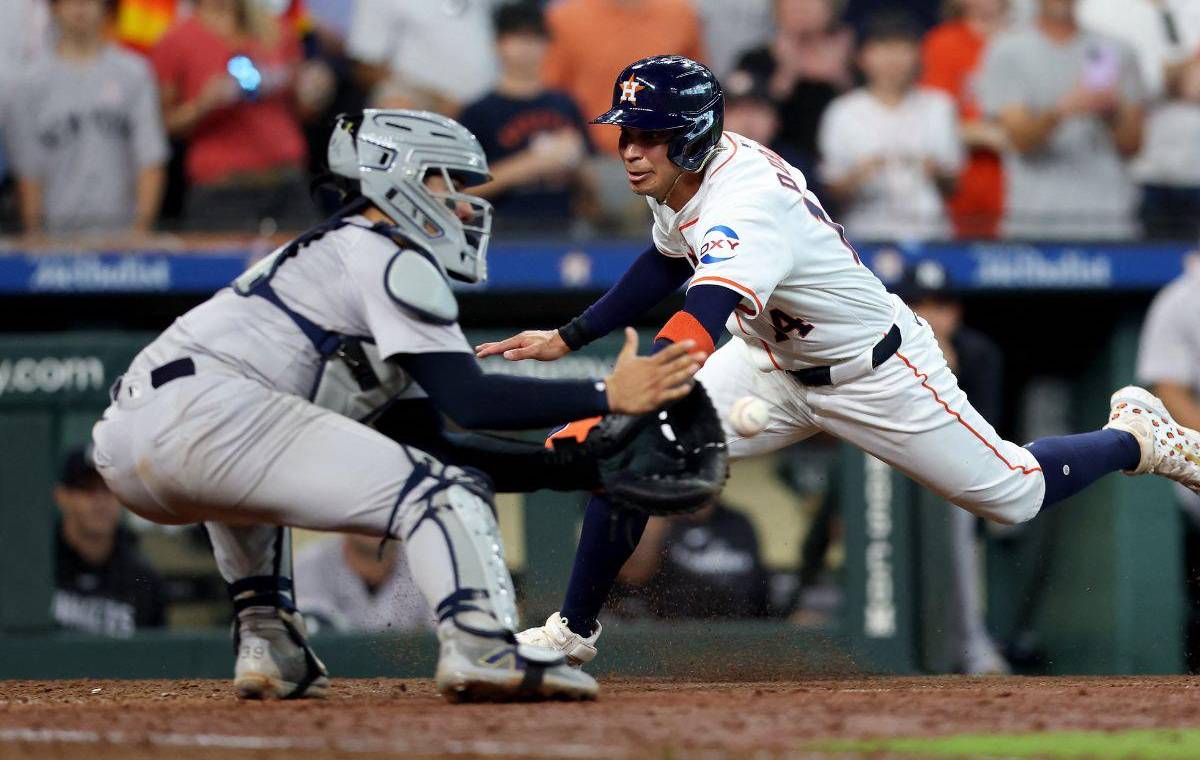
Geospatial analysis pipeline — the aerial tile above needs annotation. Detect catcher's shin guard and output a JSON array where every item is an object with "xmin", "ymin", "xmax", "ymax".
[
  {"xmin": 394, "ymin": 459, "xmax": 517, "ymax": 634},
  {"xmin": 394, "ymin": 456, "xmax": 596, "ymax": 701}
]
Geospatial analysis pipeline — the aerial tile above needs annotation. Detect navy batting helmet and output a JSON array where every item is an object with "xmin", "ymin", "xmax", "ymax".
[{"xmin": 592, "ymin": 55, "xmax": 724, "ymax": 172}]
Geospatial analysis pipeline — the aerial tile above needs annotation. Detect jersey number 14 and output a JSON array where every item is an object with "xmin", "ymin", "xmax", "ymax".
[{"xmin": 769, "ymin": 308, "xmax": 814, "ymax": 343}]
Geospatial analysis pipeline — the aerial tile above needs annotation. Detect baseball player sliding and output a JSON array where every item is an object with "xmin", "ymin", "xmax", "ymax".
[
  {"xmin": 477, "ymin": 56, "xmax": 1200, "ymax": 667},
  {"xmin": 90, "ymin": 110, "xmax": 703, "ymax": 702}
]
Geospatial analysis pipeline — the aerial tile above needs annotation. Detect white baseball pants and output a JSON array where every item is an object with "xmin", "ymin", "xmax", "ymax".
[{"xmin": 699, "ymin": 298, "xmax": 1046, "ymax": 525}]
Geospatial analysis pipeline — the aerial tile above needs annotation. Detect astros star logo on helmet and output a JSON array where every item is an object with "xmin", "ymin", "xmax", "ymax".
[{"xmin": 619, "ymin": 73, "xmax": 646, "ymax": 105}]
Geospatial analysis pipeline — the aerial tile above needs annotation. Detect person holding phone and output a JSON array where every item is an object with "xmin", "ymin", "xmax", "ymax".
[
  {"xmin": 975, "ymin": 0, "xmax": 1145, "ymax": 240},
  {"xmin": 151, "ymin": 0, "xmax": 312, "ymax": 232}
]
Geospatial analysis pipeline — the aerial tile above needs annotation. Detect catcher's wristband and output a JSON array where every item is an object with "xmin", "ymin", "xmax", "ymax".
[{"xmin": 557, "ymin": 316, "xmax": 593, "ymax": 351}]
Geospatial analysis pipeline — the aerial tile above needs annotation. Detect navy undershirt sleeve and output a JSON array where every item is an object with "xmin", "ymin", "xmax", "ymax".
[
  {"xmin": 575, "ymin": 244, "xmax": 694, "ymax": 343},
  {"xmin": 393, "ymin": 352, "xmax": 609, "ymax": 430},
  {"xmin": 650, "ymin": 284, "xmax": 743, "ymax": 354}
]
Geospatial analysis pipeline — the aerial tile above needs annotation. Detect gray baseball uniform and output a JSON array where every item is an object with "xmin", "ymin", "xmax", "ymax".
[
  {"xmin": 91, "ymin": 217, "xmax": 513, "ymax": 627},
  {"xmin": 7, "ymin": 45, "xmax": 167, "ymax": 235}
]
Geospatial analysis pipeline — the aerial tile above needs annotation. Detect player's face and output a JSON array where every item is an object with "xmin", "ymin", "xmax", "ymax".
[
  {"xmin": 913, "ymin": 298, "xmax": 963, "ymax": 341},
  {"xmin": 54, "ymin": 483, "xmax": 123, "ymax": 540},
  {"xmin": 618, "ymin": 127, "xmax": 684, "ymax": 198},
  {"xmin": 423, "ymin": 172, "xmax": 475, "ymax": 224}
]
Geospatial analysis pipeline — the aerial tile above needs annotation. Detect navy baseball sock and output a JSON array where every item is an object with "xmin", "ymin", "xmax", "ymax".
[
  {"xmin": 559, "ymin": 493, "xmax": 647, "ymax": 637},
  {"xmin": 1025, "ymin": 429, "xmax": 1142, "ymax": 508}
]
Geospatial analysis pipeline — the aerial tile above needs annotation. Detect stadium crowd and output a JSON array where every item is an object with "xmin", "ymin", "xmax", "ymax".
[{"xmin": 0, "ymin": 0, "xmax": 1198, "ymax": 242}]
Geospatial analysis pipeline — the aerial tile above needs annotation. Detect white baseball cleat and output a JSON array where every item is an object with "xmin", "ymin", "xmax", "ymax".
[
  {"xmin": 515, "ymin": 611, "xmax": 601, "ymax": 668},
  {"xmin": 434, "ymin": 620, "xmax": 598, "ymax": 703},
  {"xmin": 233, "ymin": 608, "xmax": 330, "ymax": 700},
  {"xmin": 1104, "ymin": 385, "xmax": 1200, "ymax": 492}
]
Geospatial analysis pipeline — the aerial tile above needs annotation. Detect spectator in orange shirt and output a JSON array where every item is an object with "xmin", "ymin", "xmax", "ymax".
[
  {"xmin": 921, "ymin": 0, "xmax": 1012, "ymax": 239},
  {"xmin": 542, "ymin": 0, "xmax": 707, "ymax": 157},
  {"xmin": 541, "ymin": 0, "xmax": 706, "ymax": 231}
]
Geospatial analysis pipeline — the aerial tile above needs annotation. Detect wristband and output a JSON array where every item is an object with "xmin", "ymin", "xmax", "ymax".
[{"xmin": 557, "ymin": 316, "xmax": 593, "ymax": 351}]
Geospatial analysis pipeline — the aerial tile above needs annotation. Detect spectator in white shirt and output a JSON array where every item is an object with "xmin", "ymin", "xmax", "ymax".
[
  {"xmin": 818, "ymin": 12, "xmax": 963, "ymax": 241},
  {"xmin": 1079, "ymin": 0, "xmax": 1200, "ymax": 240},
  {"xmin": 346, "ymin": 0, "xmax": 499, "ymax": 115}
]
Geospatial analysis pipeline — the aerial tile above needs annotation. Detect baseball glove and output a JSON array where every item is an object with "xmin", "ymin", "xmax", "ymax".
[{"xmin": 587, "ymin": 381, "xmax": 729, "ymax": 515}]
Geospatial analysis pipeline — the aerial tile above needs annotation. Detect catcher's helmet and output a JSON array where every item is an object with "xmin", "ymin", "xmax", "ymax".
[
  {"xmin": 327, "ymin": 109, "xmax": 494, "ymax": 284},
  {"xmin": 592, "ymin": 55, "xmax": 724, "ymax": 172}
]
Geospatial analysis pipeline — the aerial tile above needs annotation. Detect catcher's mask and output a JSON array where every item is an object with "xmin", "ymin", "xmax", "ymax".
[{"xmin": 327, "ymin": 109, "xmax": 494, "ymax": 284}]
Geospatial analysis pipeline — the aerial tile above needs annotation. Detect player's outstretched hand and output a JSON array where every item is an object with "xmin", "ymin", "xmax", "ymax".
[
  {"xmin": 475, "ymin": 330, "xmax": 570, "ymax": 361},
  {"xmin": 605, "ymin": 328, "xmax": 703, "ymax": 415}
]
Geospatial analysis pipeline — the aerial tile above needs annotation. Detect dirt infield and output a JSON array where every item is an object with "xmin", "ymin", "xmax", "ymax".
[{"xmin": 2, "ymin": 676, "xmax": 1200, "ymax": 759}]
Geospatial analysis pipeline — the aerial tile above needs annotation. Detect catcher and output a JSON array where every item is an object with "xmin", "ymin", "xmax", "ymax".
[{"xmin": 90, "ymin": 109, "xmax": 715, "ymax": 703}]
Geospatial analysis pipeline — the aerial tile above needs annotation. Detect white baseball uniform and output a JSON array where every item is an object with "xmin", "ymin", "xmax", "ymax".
[
  {"xmin": 91, "ymin": 217, "xmax": 516, "ymax": 627},
  {"xmin": 650, "ymin": 132, "xmax": 1045, "ymax": 525}
]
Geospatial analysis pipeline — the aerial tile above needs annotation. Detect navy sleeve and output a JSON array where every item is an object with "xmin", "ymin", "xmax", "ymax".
[
  {"xmin": 393, "ymin": 352, "xmax": 610, "ymax": 430},
  {"xmin": 575, "ymin": 243, "xmax": 694, "ymax": 344},
  {"xmin": 650, "ymin": 284, "xmax": 742, "ymax": 354}
]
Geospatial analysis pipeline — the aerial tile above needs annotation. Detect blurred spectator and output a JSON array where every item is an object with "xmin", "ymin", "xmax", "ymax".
[
  {"xmin": 897, "ymin": 260, "xmax": 1010, "ymax": 674},
  {"xmin": 294, "ymin": 534, "xmax": 432, "ymax": 633},
  {"xmin": 118, "ymin": 0, "xmax": 317, "ymax": 53},
  {"xmin": 736, "ymin": 0, "xmax": 855, "ymax": 180},
  {"xmin": 1136, "ymin": 262, "xmax": 1200, "ymax": 672},
  {"xmin": 1079, "ymin": 0, "xmax": 1200, "ymax": 240},
  {"xmin": 7, "ymin": 0, "xmax": 167, "ymax": 237},
  {"xmin": 0, "ymin": 0, "xmax": 52, "ymax": 168},
  {"xmin": 692, "ymin": 0, "xmax": 774, "ymax": 79},
  {"xmin": 52, "ymin": 446, "xmax": 167, "ymax": 637},
  {"xmin": 542, "ymin": 0, "xmax": 707, "ymax": 157},
  {"xmin": 818, "ymin": 13, "xmax": 963, "ymax": 241},
  {"xmin": 614, "ymin": 500, "xmax": 770, "ymax": 621},
  {"xmin": 921, "ymin": 0, "xmax": 1012, "ymax": 239},
  {"xmin": 458, "ymin": 3, "xmax": 593, "ymax": 233},
  {"xmin": 0, "ymin": 0, "xmax": 51, "ymax": 231},
  {"xmin": 347, "ymin": 0, "xmax": 499, "ymax": 114},
  {"xmin": 151, "ymin": 0, "xmax": 315, "ymax": 232},
  {"xmin": 844, "ymin": 0, "xmax": 943, "ymax": 38},
  {"xmin": 975, "ymin": 0, "xmax": 1145, "ymax": 240},
  {"xmin": 723, "ymin": 68, "xmax": 802, "ymax": 167},
  {"xmin": 0, "ymin": 0, "xmax": 52, "ymax": 67}
]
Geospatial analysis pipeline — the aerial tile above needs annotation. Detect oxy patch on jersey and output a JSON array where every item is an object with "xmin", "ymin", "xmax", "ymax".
[{"xmin": 698, "ymin": 225, "xmax": 740, "ymax": 264}]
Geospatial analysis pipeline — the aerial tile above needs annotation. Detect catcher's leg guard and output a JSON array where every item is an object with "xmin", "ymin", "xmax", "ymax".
[
  {"xmin": 392, "ymin": 456, "xmax": 597, "ymax": 702},
  {"xmin": 209, "ymin": 524, "xmax": 330, "ymax": 700}
]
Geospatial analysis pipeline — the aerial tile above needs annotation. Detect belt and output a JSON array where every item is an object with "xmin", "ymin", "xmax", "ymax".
[
  {"xmin": 110, "ymin": 357, "xmax": 196, "ymax": 402},
  {"xmin": 789, "ymin": 324, "xmax": 902, "ymax": 387}
]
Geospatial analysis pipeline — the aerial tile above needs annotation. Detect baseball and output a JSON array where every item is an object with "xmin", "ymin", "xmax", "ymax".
[{"xmin": 728, "ymin": 396, "xmax": 769, "ymax": 437}]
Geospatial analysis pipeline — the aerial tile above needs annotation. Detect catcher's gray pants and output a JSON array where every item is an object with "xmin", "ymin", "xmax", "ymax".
[{"xmin": 90, "ymin": 363, "xmax": 510, "ymax": 624}]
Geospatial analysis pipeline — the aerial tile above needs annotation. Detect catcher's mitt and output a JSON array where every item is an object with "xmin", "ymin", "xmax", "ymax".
[{"xmin": 586, "ymin": 381, "xmax": 729, "ymax": 515}]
